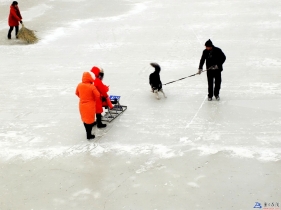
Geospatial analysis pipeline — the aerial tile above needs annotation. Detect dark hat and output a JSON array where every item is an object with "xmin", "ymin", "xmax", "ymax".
[
  {"xmin": 12, "ymin": 1, "xmax": 18, "ymax": 5},
  {"xmin": 205, "ymin": 39, "xmax": 213, "ymax": 47}
]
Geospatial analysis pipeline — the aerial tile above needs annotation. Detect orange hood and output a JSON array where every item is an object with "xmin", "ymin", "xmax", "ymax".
[{"xmin": 82, "ymin": 72, "xmax": 94, "ymax": 83}]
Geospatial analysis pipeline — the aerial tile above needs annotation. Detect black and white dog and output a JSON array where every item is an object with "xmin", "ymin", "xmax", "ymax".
[{"xmin": 149, "ymin": 63, "xmax": 166, "ymax": 99}]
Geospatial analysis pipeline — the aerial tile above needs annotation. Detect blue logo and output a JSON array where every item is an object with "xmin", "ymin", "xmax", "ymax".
[{"xmin": 253, "ymin": 202, "xmax": 262, "ymax": 208}]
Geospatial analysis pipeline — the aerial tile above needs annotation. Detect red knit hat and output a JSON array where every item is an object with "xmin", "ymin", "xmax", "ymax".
[{"xmin": 90, "ymin": 66, "xmax": 100, "ymax": 78}]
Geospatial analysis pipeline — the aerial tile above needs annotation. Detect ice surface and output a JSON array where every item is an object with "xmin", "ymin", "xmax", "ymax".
[{"xmin": 0, "ymin": 0, "xmax": 281, "ymax": 209}]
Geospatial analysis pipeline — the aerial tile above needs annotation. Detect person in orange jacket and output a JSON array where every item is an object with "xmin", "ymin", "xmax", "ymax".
[
  {"xmin": 76, "ymin": 72, "xmax": 100, "ymax": 140},
  {"xmin": 90, "ymin": 66, "xmax": 113, "ymax": 128},
  {"xmin": 8, "ymin": 1, "xmax": 22, "ymax": 39}
]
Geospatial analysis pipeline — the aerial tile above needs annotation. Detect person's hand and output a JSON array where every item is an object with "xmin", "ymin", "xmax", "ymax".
[
  {"xmin": 198, "ymin": 69, "xmax": 203, "ymax": 75},
  {"xmin": 20, "ymin": 20, "xmax": 23, "ymax": 24}
]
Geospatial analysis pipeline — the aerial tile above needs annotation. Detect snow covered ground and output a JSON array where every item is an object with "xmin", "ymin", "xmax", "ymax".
[{"xmin": 1, "ymin": 0, "xmax": 281, "ymax": 209}]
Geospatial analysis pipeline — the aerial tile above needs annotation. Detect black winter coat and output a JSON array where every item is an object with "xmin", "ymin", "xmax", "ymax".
[
  {"xmin": 149, "ymin": 69, "xmax": 162, "ymax": 90},
  {"xmin": 199, "ymin": 46, "xmax": 226, "ymax": 71}
]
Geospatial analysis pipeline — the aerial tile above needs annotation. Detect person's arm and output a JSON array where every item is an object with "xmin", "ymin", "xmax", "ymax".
[
  {"xmin": 220, "ymin": 49, "xmax": 226, "ymax": 65},
  {"xmin": 199, "ymin": 50, "xmax": 206, "ymax": 69},
  {"xmin": 217, "ymin": 49, "xmax": 226, "ymax": 70},
  {"xmin": 10, "ymin": 7, "xmax": 22, "ymax": 22},
  {"xmin": 98, "ymin": 82, "xmax": 109, "ymax": 97},
  {"xmin": 94, "ymin": 79, "xmax": 109, "ymax": 98},
  {"xmin": 92, "ymin": 86, "xmax": 100, "ymax": 100},
  {"xmin": 198, "ymin": 51, "xmax": 206, "ymax": 74},
  {"xmin": 75, "ymin": 86, "xmax": 79, "ymax": 97}
]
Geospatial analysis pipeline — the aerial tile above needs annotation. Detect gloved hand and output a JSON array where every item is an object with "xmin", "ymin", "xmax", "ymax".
[
  {"xmin": 20, "ymin": 20, "xmax": 23, "ymax": 24},
  {"xmin": 198, "ymin": 69, "xmax": 203, "ymax": 75},
  {"xmin": 101, "ymin": 97, "xmax": 106, "ymax": 102}
]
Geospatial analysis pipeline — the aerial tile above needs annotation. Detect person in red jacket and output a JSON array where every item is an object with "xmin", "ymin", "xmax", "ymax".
[
  {"xmin": 8, "ymin": 1, "xmax": 22, "ymax": 39},
  {"xmin": 76, "ymin": 72, "xmax": 100, "ymax": 140},
  {"xmin": 91, "ymin": 66, "xmax": 113, "ymax": 128}
]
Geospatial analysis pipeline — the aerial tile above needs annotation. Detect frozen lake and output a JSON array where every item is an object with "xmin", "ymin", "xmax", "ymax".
[{"xmin": 0, "ymin": 0, "xmax": 281, "ymax": 209}]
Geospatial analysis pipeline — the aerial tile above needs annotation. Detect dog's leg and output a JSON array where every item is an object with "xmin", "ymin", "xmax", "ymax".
[
  {"xmin": 154, "ymin": 90, "xmax": 160, "ymax": 100},
  {"xmin": 159, "ymin": 89, "xmax": 167, "ymax": 98}
]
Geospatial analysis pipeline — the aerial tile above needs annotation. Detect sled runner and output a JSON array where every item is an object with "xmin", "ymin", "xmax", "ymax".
[{"xmin": 101, "ymin": 95, "xmax": 127, "ymax": 122}]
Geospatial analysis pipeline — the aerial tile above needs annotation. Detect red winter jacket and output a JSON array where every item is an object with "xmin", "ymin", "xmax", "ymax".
[
  {"xmin": 76, "ymin": 72, "xmax": 100, "ymax": 124},
  {"xmin": 91, "ymin": 66, "xmax": 110, "ymax": 114},
  {"xmin": 8, "ymin": 5, "xmax": 22, "ymax": 26}
]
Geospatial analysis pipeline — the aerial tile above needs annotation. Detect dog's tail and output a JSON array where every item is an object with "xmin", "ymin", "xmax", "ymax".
[
  {"xmin": 150, "ymin": 62, "xmax": 161, "ymax": 72},
  {"xmin": 150, "ymin": 62, "xmax": 160, "ymax": 68}
]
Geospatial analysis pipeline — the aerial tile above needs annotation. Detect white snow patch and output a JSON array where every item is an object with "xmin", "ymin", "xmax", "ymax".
[
  {"xmin": 1, "ymin": 140, "xmax": 281, "ymax": 162},
  {"xmin": 179, "ymin": 137, "xmax": 190, "ymax": 144},
  {"xmin": 91, "ymin": 143, "xmax": 180, "ymax": 159},
  {"xmin": 70, "ymin": 19, "xmax": 93, "ymax": 28},
  {"xmin": 73, "ymin": 188, "xmax": 92, "ymax": 197},
  {"xmin": 195, "ymin": 175, "xmax": 206, "ymax": 181},
  {"xmin": 187, "ymin": 182, "xmax": 200, "ymax": 188},
  {"xmin": 189, "ymin": 144, "xmax": 281, "ymax": 162},
  {"xmin": 98, "ymin": 2, "xmax": 147, "ymax": 22},
  {"xmin": 40, "ymin": 27, "xmax": 66, "ymax": 44},
  {"xmin": 21, "ymin": 4, "xmax": 52, "ymax": 21},
  {"xmin": 247, "ymin": 58, "xmax": 281, "ymax": 67}
]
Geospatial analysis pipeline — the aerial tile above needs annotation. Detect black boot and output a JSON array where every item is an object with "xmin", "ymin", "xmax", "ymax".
[
  {"xmin": 15, "ymin": 26, "xmax": 19, "ymax": 39},
  {"xmin": 96, "ymin": 114, "xmax": 106, "ymax": 128},
  {"xmin": 8, "ymin": 26, "xmax": 13, "ymax": 39},
  {"xmin": 83, "ymin": 123, "xmax": 95, "ymax": 140}
]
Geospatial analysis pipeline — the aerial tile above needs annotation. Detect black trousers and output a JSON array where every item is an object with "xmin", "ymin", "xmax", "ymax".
[
  {"xmin": 207, "ymin": 70, "xmax": 221, "ymax": 98},
  {"xmin": 8, "ymin": 26, "xmax": 19, "ymax": 38}
]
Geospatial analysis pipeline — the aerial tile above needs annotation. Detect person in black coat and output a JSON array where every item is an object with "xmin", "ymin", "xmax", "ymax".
[
  {"xmin": 198, "ymin": 39, "xmax": 226, "ymax": 101},
  {"xmin": 149, "ymin": 63, "xmax": 166, "ymax": 100}
]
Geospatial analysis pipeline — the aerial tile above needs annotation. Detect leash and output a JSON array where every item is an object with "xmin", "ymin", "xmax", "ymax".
[{"xmin": 163, "ymin": 67, "xmax": 214, "ymax": 85}]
